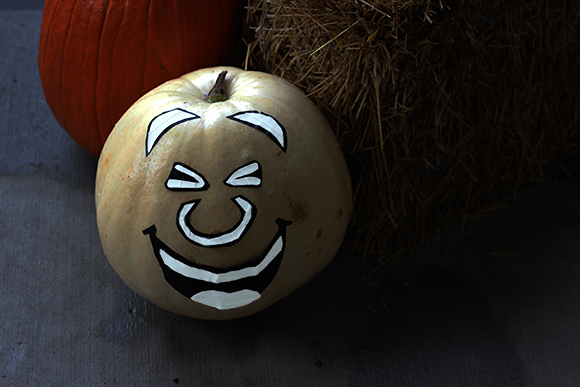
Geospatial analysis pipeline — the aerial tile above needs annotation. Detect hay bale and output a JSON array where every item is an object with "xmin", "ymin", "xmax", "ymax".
[{"xmin": 244, "ymin": 0, "xmax": 580, "ymax": 274}]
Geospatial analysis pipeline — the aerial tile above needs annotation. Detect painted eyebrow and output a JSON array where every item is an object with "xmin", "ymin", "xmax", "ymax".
[
  {"xmin": 146, "ymin": 108, "xmax": 200, "ymax": 156},
  {"xmin": 227, "ymin": 111, "xmax": 287, "ymax": 152}
]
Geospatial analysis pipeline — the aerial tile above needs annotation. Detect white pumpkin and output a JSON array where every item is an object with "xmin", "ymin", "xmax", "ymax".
[{"xmin": 95, "ymin": 67, "xmax": 352, "ymax": 320}]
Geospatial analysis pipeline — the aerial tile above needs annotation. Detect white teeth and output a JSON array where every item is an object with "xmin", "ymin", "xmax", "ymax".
[
  {"xmin": 191, "ymin": 290, "xmax": 261, "ymax": 310},
  {"xmin": 159, "ymin": 235, "xmax": 283, "ymax": 284}
]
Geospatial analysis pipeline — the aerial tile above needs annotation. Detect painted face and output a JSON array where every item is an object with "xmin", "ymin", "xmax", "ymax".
[
  {"xmin": 96, "ymin": 68, "xmax": 353, "ymax": 321},
  {"xmin": 141, "ymin": 108, "xmax": 292, "ymax": 311}
]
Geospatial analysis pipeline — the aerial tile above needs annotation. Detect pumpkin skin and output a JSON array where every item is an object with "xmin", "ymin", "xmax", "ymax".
[
  {"xmin": 95, "ymin": 67, "xmax": 353, "ymax": 320},
  {"xmin": 38, "ymin": 0, "xmax": 243, "ymax": 156}
]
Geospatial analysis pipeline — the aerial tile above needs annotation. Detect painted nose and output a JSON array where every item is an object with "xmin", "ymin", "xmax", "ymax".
[{"xmin": 177, "ymin": 196, "xmax": 256, "ymax": 248}]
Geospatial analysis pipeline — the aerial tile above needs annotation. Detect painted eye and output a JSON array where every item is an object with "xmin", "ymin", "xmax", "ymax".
[
  {"xmin": 165, "ymin": 162, "xmax": 209, "ymax": 191},
  {"xmin": 224, "ymin": 161, "xmax": 262, "ymax": 188}
]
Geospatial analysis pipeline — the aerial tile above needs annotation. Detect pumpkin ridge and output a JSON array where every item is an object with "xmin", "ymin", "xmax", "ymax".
[
  {"xmin": 170, "ymin": 0, "xmax": 183, "ymax": 78},
  {"xmin": 107, "ymin": 1, "xmax": 128, "ymax": 131},
  {"xmin": 91, "ymin": 0, "xmax": 109, "ymax": 151},
  {"xmin": 141, "ymin": 0, "xmax": 154, "ymax": 96},
  {"xmin": 95, "ymin": 0, "xmax": 119, "ymax": 148},
  {"xmin": 73, "ymin": 0, "xmax": 90, "ymax": 153},
  {"xmin": 175, "ymin": 0, "xmax": 186, "ymax": 73},
  {"xmin": 55, "ymin": 0, "xmax": 77, "ymax": 133},
  {"xmin": 79, "ymin": 0, "xmax": 106, "ymax": 154}
]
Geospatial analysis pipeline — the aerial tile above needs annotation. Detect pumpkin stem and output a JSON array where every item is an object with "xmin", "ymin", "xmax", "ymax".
[{"xmin": 204, "ymin": 71, "xmax": 228, "ymax": 103}]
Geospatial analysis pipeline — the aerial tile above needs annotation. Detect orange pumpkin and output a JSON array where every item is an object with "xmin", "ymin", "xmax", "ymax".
[{"xmin": 38, "ymin": 0, "xmax": 243, "ymax": 156}]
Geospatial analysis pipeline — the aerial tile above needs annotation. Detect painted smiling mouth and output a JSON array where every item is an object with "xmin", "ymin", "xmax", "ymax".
[{"xmin": 142, "ymin": 219, "xmax": 291, "ymax": 310}]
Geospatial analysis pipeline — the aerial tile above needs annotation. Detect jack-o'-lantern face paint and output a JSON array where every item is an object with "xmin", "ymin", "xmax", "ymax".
[{"xmin": 142, "ymin": 108, "xmax": 292, "ymax": 310}]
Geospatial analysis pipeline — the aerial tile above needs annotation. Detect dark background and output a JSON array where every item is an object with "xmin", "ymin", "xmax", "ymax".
[
  {"xmin": 1, "ymin": 2, "xmax": 579, "ymax": 386},
  {"xmin": 0, "ymin": 0, "xmax": 44, "ymax": 10}
]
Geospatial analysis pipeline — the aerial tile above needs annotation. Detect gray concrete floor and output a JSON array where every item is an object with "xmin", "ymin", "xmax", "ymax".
[{"xmin": 1, "ymin": 5, "xmax": 580, "ymax": 387}]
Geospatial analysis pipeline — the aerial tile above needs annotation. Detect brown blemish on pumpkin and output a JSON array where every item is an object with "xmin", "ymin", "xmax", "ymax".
[
  {"xmin": 316, "ymin": 229, "xmax": 323, "ymax": 240},
  {"xmin": 337, "ymin": 207, "xmax": 343, "ymax": 218},
  {"xmin": 104, "ymin": 158, "xmax": 110, "ymax": 168},
  {"xmin": 285, "ymin": 194, "xmax": 309, "ymax": 222}
]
